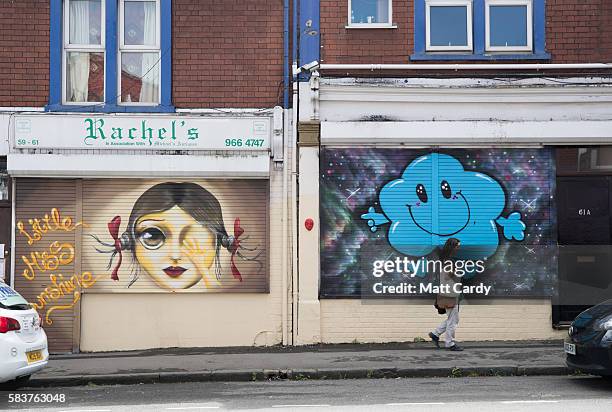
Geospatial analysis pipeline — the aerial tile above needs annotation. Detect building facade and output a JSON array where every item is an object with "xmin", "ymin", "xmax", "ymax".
[
  {"xmin": 1, "ymin": 0, "xmax": 295, "ymax": 353},
  {"xmin": 295, "ymin": 0, "xmax": 612, "ymax": 344},
  {"xmin": 2, "ymin": 0, "xmax": 612, "ymax": 353}
]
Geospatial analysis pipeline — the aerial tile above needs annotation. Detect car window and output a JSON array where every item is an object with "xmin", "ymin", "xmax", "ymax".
[{"xmin": 0, "ymin": 283, "xmax": 30, "ymax": 308}]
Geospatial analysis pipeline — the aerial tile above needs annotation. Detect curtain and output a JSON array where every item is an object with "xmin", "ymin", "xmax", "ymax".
[
  {"xmin": 139, "ymin": 1, "xmax": 159, "ymax": 103},
  {"xmin": 68, "ymin": 0, "xmax": 91, "ymax": 102},
  {"xmin": 377, "ymin": 0, "xmax": 389, "ymax": 23}
]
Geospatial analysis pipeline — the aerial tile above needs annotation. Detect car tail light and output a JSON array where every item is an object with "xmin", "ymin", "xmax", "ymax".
[{"xmin": 0, "ymin": 316, "xmax": 21, "ymax": 333}]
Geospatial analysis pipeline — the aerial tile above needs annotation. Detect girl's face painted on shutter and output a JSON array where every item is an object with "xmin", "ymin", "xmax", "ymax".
[{"xmin": 134, "ymin": 206, "xmax": 216, "ymax": 290}]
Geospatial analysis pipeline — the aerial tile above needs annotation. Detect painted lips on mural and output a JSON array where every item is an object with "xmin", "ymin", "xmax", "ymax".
[{"xmin": 361, "ymin": 153, "xmax": 526, "ymax": 276}]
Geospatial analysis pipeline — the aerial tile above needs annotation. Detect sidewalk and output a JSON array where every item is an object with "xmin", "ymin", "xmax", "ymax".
[{"xmin": 28, "ymin": 340, "xmax": 569, "ymax": 388}]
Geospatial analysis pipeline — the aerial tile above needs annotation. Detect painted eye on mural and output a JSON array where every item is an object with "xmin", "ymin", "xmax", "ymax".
[
  {"xmin": 441, "ymin": 180, "xmax": 452, "ymax": 199},
  {"xmin": 415, "ymin": 184, "xmax": 428, "ymax": 203},
  {"xmin": 138, "ymin": 227, "xmax": 166, "ymax": 250}
]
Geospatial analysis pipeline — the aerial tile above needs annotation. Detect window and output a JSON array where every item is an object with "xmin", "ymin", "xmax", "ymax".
[
  {"xmin": 119, "ymin": 0, "xmax": 160, "ymax": 104},
  {"xmin": 426, "ymin": 0, "xmax": 472, "ymax": 51},
  {"xmin": 413, "ymin": 0, "xmax": 548, "ymax": 60},
  {"xmin": 49, "ymin": 0, "xmax": 172, "ymax": 112},
  {"xmin": 348, "ymin": 0, "xmax": 393, "ymax": 28},
  {"xmin": 63, "ymin": 0, "xmax": 105, "ymax": 103},
  {"xmin": 486, "ymin": 0, "xmax": 532, "ymax": 52}
]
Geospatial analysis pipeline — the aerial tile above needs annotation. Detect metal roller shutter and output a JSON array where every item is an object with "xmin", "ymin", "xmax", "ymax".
[
  {"xmin": 81, "ymin": 179, "xmax": 269, "ymax": 293},
  {"xmin": 14, "ymin": 178, "xmax": 269, "ymax": 353},
  {"xmin": 14, "ymin": 179, "xmax": 78, "ymax": 353},
  {"xmin": 320, "ymin": 148, "xmax": 556, "ymax": 298}
]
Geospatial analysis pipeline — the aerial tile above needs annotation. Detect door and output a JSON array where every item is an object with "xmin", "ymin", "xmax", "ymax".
[{"xmin": 554, "ymin": 177, "xmax": 612, "ymax": 324}]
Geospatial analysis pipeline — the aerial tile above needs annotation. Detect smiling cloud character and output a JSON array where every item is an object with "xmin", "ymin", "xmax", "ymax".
[{"xmin": 361, "ymin": 153, "xmax": 525, "ymax": 260}]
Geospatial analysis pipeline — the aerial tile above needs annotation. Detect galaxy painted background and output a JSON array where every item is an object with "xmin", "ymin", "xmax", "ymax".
[{"xmin": 320, "ymin": 148, "xmax": 557, "ymax": 298}]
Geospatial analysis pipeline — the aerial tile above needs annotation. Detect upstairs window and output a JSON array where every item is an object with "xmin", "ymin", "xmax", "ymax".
[
  {"xmin": 426, "ymin": 1, "xmax": 472, "ymax": 51},
  {"xmin": 413, "ymin": 0, "xmax": 548, "ymax": 60},
  {"xmin": 486, "ymin": 0, "xmax": 532, "ymax": 52},
  {"xmin": 348, "ymin": 0, "xmax": 393, "ymax": 28},
  {"xmin": 119, "ymin": 0, "xmax": 160, "ymax": 104},
  {"xmin": 64, "ymin": 0, "xmax": 105, "ymax": 103},
  {"xmin": 49, "ymin": 0, "xmax": 172, "ymax": 112}
]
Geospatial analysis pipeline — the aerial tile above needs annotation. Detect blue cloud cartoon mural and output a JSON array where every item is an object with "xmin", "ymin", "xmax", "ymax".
[{"xmin": 361, "ymin": 153, "xmax": 526, "ymax": 261}]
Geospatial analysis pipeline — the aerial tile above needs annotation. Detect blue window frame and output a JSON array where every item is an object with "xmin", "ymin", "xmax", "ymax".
[
  {"xmin": 48, "ymin": 0, "xmax": 173, "ymax": 112},
  {"xmin": 413, "ymin": 0, "xmax": 549, "ymax": 61}
]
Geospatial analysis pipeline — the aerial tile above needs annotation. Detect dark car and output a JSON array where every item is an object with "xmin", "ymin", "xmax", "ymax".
[{"xmin": 565, "ymin": 299, "xmax": 612, "ymax": 377}]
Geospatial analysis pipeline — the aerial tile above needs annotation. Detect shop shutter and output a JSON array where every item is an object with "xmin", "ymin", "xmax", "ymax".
[
  {"xmin": 14, "ymin": 178, "xmax": 78, "ymax": 353},
  {"xmin": 81, "ymin": 179, "xmax": 269, "ymax": 293},
  {"xmin": 320, "ymin": 148, "xmax": 556, "ymax": 298}
]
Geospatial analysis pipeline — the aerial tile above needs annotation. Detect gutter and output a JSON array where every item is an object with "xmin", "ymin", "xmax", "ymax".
[{"xmin": 319, "ymin": 63, "xmax": 612, "ymax": 71}]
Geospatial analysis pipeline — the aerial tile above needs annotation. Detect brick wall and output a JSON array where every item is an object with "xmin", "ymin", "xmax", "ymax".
[
  {"xmin": 173, "ymin": 0, "xmax": 285, "ymax": 108},
  {"xmin": 320, "ymin": 0, "xmax": 612, "ymax": 65},
  {"xmin": 0, "ymin": 0, "xmax": 285, "ymax": 109},
  {"xmin": 0, "ymin": 0, "xmax": 49, "ymax": 107}
]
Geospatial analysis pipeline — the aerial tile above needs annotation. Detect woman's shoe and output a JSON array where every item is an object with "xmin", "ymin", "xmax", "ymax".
[
  {"xmin": 428, "ymin": 332, "xmax": 440, "ymax": 348},
  {"xmin": 447, "ymin": 344, "xmax": 464, "ymax": 351}
]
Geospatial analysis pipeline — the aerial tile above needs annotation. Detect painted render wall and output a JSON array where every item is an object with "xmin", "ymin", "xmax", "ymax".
[{"xmin": 320, "ymin": 299, "xmax": 566, "ymax": 343}]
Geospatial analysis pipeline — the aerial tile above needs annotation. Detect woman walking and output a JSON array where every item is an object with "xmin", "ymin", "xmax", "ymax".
[{"xmin": 429, "ymin": 238, "xmax": 464, "ymax": 351}]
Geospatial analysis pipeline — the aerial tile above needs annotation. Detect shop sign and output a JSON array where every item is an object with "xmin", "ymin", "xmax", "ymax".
[{"xmin": 12, "ymin": 114, "xmax": 270, "ymax": 151}]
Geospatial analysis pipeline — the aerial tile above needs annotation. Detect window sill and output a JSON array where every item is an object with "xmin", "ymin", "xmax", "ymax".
[
  {"xmin": 345, "ymin": 24, "xmax": 398, "ymax": 29},
  {"xmin": 45, "ymin": 104, "xmax": 176, "ymax": 113},
  {"xmin": 410, "ymin": 52, "xmax": 551, "ymax": 61}
]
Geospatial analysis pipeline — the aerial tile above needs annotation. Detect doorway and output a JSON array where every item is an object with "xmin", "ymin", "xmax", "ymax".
[{"xmin": 554, "ymin": 176, "xmax": 612, "ymax": 324}]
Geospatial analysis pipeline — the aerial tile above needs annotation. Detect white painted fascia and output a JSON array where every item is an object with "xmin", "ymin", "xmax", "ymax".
[
  {"xmin": 318, "ymin": 77, "xmax": 612, "ymax": 104},
  {"xmin": 176, "ymin": 108, "xmax": 277, "ymax": 116},
  {"xmin": 321, "ymin": 76, "xmax": 612, "ymax": 87},
  {"xmin": 7, "ymin": 153, "xmax": 270, "ymax": 178},
  {"xmin": 321, "ymin": 120, "xmax": 612, "ymax": 146},
  {"xmin": 306, "ymin": 77, "xmax": 612, "ymax": 123}
]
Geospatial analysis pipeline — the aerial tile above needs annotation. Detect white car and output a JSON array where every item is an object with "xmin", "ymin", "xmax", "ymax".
[{"xmin": 0, "ymin": 281, "xmax": 49, "ymax": 388}]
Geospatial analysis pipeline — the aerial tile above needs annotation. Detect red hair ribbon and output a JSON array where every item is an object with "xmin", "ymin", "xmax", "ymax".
[
  {"xmin": 230, "ymin": 218, "xmax": 244, "ymax": 282},
  {"xmin": 107, "ymin": 216, "xmax": 123, "ymax": 281}
]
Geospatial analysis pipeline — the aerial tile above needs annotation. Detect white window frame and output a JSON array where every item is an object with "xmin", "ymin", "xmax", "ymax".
[
  {"xmin": 118, "ymin": 0, "xmax": 161, "ymax": 106},
  {"xmin": 347, "ymin": 0, "xmax": 394, "ymax": 29},
  {"xmin": 426, "ymin": 0, "xmax": 473, "ymax": 52},
  {"xmin": 485, "ymin": 0, "xmax": 533, "ymax": 52},
  {"xmin": 62, "ymin": 0, "xmax": 106, "ymax": 105}
]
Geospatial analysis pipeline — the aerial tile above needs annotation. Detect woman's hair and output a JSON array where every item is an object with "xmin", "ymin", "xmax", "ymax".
[
  {"xmin": 439, "ymin": 237, "xmax": 460, "ymax": 261},
  {"xmin": 93, "ymin": 182, "xmax": 255, "ymax": 286}
]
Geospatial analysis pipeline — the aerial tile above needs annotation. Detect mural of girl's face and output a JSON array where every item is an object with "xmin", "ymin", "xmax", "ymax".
[{"xmin": 134, "ymin": 206, "xmax": 216, "ymax": 290}]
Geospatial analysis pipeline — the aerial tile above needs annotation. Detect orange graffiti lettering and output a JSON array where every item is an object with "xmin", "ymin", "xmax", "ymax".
[
  {"xmin": 21, "ymin": 241, "xmax": 74, "ymax": 281},
  {"xmin": 17, "ymin": 208, "xmax": 83, "ymax": 245},
  {"xmin": 31, "ymin": 272, "xmax": 102, "ymax": 325}
]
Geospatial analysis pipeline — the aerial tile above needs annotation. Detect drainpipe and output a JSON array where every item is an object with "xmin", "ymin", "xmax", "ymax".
[
  {"xmin": 283, "ymin": 0, "xmax": 289, "ymax": 108},
  {"xmin": 293, "ymin": 0, "xmax": 298, "ymax": 68}
]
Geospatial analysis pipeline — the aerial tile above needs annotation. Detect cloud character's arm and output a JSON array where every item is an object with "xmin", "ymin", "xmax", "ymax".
[
  {"xmin": 361, "ymin": 206, "xmax": 390, "ymax": 232},
  {"xmin": 496, "ymin": 212, "xmax": 526, "ymax": 241}
]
